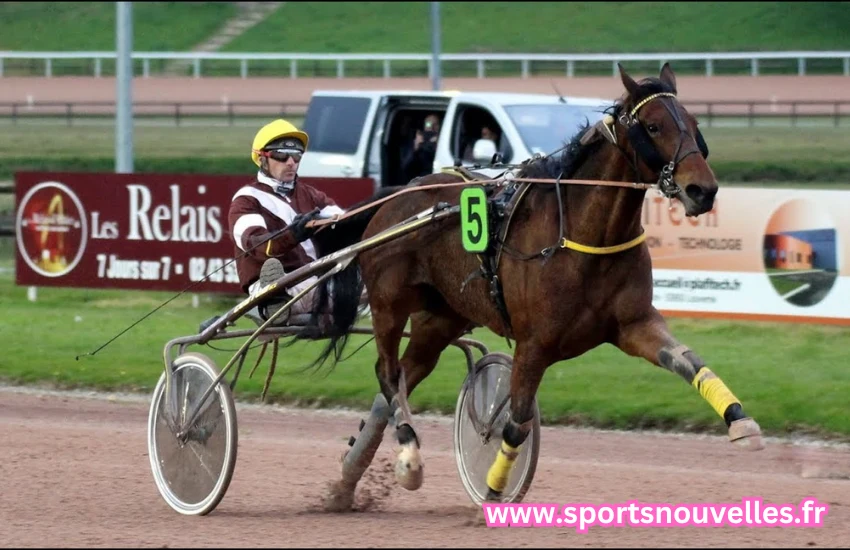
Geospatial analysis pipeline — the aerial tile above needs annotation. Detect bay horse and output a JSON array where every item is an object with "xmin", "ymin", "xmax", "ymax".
[{"xmin": 309, "ymin": 63, "xmax": 764, "ymax": 508}]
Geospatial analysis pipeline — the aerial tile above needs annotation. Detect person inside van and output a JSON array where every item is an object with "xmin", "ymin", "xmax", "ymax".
[
  {"xmin": 400, "ymin": 113, "xmax": 442, "ymax": 183},
  {"xmin": 463, "ymin": 125, "xmax": 501, "ymax": 162},
  {"xmin": 228, "ymin": 118, "xmax": 345, "ymax": 325}
]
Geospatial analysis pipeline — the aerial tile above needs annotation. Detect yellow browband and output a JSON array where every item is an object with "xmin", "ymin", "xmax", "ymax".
[{"xmin": 629, "ymin": 92, "xmax": 677, "ymax": 117}]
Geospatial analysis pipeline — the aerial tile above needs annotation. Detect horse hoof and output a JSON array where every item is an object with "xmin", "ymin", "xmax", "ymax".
[
  {"xmin": 729, "ymin": 418, "xmax": 765, "ymax": 451},
  {"xmin": 395, "ymin": 444, "xmax": 424, "ymax": 491},
  {"xmin": 323, "ymin": 480, "xmax": 356, "ymax": 513}
]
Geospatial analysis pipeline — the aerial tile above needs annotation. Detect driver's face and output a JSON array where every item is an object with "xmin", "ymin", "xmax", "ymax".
[{"xmin": 267, "ymin": 153, "xmax": 300, "ymax": 183}]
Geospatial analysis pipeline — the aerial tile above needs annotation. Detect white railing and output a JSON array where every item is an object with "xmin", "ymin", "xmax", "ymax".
[{"xmin": 1, "ymin": 51, "xmax": 849, "ymax": 79}]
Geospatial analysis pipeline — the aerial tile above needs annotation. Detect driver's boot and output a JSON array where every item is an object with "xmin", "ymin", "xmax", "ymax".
[{"xmin": 258, "ymin": 258, "xmax": 291, "ymax": 325}]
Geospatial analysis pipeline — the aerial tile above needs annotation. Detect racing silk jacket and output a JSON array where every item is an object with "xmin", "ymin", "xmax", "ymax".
[{"xmin": 228, "ymin": 172, "xmax": 345, "ymax": 293}]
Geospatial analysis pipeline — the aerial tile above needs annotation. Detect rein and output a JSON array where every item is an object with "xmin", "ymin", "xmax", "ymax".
[
  {"xmin": 309, "ymin": 90, "xmax": 690, "ymax": 259},
  {"xmin": 309, "ymin": 172, "xmax": 655, "ymax": 231}
]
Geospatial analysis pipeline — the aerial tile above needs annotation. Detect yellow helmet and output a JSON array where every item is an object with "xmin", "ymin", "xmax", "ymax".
[{"xmin": 251, "ymin": 119, "xmax": 310, "ymax": 167}]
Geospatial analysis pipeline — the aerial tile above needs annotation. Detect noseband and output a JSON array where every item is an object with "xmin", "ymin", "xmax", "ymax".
[{"xmin": 614, "ymin": 92, "xmax": 709, "ymax": 198}]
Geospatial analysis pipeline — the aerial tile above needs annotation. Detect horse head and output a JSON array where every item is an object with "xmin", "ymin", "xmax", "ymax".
[{"xmin": 614, "ymin": 62, "xmax": 716, "ymax": 217}]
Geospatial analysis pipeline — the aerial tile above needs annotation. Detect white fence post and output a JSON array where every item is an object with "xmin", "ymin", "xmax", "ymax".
[{"xmin": 0, "ymin": 51, "xmax": 848, "ymax": 80}]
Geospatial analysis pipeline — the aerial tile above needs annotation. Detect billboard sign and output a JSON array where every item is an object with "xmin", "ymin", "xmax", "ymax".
[
  {"xmin": 643, "ymin": 188, "xmax": 848, "ymax": 325},
  {"xmin": 14, "ymin": 173, "xmax": 849, "ymax": 325},
  {"xmin": 14, "ymin": 171, "xmax": 374, "ymax": 294}
]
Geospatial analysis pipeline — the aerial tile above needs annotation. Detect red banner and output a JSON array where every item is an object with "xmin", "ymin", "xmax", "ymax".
[{"xmin": 14, "ymin": 171, "xmax": 374, "ymax": 293}]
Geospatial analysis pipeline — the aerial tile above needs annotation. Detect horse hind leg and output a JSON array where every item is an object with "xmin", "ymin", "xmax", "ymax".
[
  {"xmin": 325, "ymin": 391, "xmax": 391, "ymax": 512},
  {"xmin": 364, "ymin": 290, "xmax": 430, "ymax": 492},
  {"xmin": 392, "ymin": 308, "xmax": 472, "ymax": 491},
  {"xmin": 324, "ymin": 293, "xmax": 409, "ymax": 511},
  {"xmin": 616, "ymin": 310, "xmax": 764, "ymax": 451}
]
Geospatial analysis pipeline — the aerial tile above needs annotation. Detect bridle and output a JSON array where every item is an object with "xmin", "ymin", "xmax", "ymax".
[{"xmin": 613, "ymin": 92, "xmax": 709, "ymax": 199}]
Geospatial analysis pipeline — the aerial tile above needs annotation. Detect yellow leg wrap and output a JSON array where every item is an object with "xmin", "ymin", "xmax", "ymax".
[
  {"xmin": 692, "ymin": 367, "xmax": 741, "ymax": 418},
  {"xmin": 486, "ymin": 441, "xmax": 519, "ymax": 493}
]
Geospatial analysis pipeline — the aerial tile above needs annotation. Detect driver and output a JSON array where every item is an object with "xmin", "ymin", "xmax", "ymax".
[{"xmin": 227, "ymin": 118, "xmax": 345, "ymax": 324}]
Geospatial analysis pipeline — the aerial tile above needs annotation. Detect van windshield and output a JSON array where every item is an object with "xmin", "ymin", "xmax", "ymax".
[
  {"xmin": 302, "ymin": 96, "xmax": 372, "ymax": 154},
  {"xmin": 504, "ymin": 103, "xmax": 609, "ymax": 156}
]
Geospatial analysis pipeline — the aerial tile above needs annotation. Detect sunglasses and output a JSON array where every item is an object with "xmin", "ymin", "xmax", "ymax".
[{"xmin": 259, "ymin": 149, "xmax": 303, "ymax": 163}]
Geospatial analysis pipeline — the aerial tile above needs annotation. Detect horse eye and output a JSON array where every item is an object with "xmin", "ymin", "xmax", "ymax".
[{"xmin": 647, "ymin": 123, "xmax": 660, "ymax": 135}]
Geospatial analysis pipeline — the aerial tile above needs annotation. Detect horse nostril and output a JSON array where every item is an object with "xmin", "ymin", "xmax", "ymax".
[
  {"xmin": 686, "ymin": 184, "xmax": 717, "ymax": 209},
  {"xmin": 685, "ymin": 184, "xmax": 704, "ymax": 203},
  {"xmin": 704, "ymin": 186, "xmax": 717, "ymax": 204}
]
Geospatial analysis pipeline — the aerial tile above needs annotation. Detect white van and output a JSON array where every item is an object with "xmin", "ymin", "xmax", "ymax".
[{"xmin": 297, "ymin": 89, "xmax": 611, "ymax": 189}]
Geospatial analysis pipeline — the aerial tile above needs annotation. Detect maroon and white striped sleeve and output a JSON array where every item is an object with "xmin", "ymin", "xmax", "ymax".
[{"xmin": 228, "ymin": 195, "xmax": 269, "ymax": 261}]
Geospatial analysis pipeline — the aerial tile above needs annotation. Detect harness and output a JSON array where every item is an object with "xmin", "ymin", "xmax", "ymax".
[
  {"xmin": 444, "ymin": 166, "xmax": 520, "ymax": 343},
  {"xmin": 445, "ymin": 90, "xmax": 709, "ymax": 344}
]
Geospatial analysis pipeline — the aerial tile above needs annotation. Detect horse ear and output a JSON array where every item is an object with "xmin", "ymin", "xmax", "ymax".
[
  {"xmin": 617, "ymin": 63, "xmax": 641, "ymax": 99},
  {"xmin": 659, "ymin": 62, "xmax": 677, "ymax": 94}
]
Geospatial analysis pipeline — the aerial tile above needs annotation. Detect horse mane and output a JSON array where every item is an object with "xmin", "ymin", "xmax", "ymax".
[
  {"xmin": 517, "ymin": 122, "xmax": 597, "ymax": 181},
  {"xmin": 519, "ymin": 75, "xmax": 676, "ymax": 181}
]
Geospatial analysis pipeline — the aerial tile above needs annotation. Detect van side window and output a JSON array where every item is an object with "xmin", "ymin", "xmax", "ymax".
[
  {"xmin": 302, "ymin": 96, "xmax": 371, "ymax": 154},
  {"xmin": 451, "ymin": 105, "xmax": 509, "ymax": 165}
]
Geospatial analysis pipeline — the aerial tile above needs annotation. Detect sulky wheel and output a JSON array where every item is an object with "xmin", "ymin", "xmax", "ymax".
[
  {"xmin": 453, "ymin": 352, "xmax": 540, "ymax": 505},
  {"xmin": 147, "ymin": 352, "xmax": 238, "ymax": 516}
]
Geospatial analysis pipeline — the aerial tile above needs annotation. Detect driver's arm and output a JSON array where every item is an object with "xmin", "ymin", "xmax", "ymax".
[{"xmin": 229, "ymin": 196, "xmax": 304, "ymax": 260}]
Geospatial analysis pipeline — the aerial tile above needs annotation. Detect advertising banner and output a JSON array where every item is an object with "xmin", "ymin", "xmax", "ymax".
[
  {"xmin": 643, "ymin": 188, "xmax": 848, "ymax": 325},
  {"xmin": 14, "ymin": 171, "xmax": 374, "ymax": 293},
  {"xmin": 14, "ymin": 173, "xmax": 848, "ymax": 325}
]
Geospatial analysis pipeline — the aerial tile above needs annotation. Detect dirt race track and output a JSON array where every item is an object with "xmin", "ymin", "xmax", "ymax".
[{"xmin": 3, "ymin": 385, "xmax": 850, "ymax": 548}]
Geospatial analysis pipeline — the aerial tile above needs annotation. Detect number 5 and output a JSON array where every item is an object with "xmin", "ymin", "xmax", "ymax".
[{"xmin": 460, "ymin": 187, "xmax": 489, "ymax": 253}]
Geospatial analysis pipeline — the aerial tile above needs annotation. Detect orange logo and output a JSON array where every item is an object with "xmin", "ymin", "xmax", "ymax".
[{"xmin": 16, "ymin": 181, "xmax": 88, "ymax": 277}]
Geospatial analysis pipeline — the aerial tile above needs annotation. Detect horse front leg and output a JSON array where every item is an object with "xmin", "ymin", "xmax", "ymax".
[
  {"xmin": 485, "ymin": 342, "xmax": 548, "ymax": 502},
  {"xmin": 615, "ymin": 308, "xmax": 764, "ymax": 450}
]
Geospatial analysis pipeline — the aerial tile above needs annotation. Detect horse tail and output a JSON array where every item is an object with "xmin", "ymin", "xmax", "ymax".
[{"xmin": 296, "ymin": 186, "xmax": 405, "ymax": 374}]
